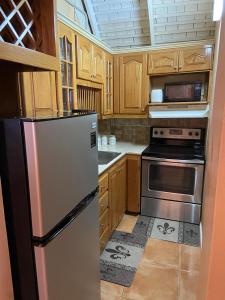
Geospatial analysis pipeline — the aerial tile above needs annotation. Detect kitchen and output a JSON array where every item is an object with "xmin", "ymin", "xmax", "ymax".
[{"xmin": 0, "ymin": 0, "xmax": 225, "ymax": 299}]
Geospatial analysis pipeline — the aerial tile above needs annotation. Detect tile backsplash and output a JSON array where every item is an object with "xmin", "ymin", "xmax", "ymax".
[{"xmin": 98, "ymin": 118, "xmax": 208, "ymax": 145}]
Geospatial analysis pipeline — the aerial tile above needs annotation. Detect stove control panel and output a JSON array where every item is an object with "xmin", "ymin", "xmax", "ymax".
[{"xmin": 152, "ymin": 128, "xmax": 202, "ymax": 140}]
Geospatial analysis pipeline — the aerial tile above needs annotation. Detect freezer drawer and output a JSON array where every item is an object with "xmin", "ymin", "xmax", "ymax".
[
  {"xmin": 141, "ymin": 197, "xmax": 201, "ymax": 224},
  {"xmin": 34, "ymin": 197, "xmax": 100, "ymax": 300}
]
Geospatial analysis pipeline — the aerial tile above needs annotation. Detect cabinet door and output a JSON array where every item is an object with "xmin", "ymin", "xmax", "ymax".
[
  {"xmin": 109, "ymin": 159, "xmax": 126, "ymax": 231},
  {"xmin": 103, "ymin": 53, "xmax": 113, "ymax": 115},
  {"xmin": 20, "ymin": 72, "xmax": 58, "ymax": 116},
  {"xmin": 109, "ymin": 168, "xmax": 120, "ymax": 231},
  {"xmin": 76, "ymin": 35, "xmax": 92, "ymax": 81},
  {"xmin": 179, "ymin": 47, "xmax": 213, "ymax": 72},
  {"xmin": 148, "ymin": 50, "xmax": 179, "ymax": 74},
  {"xmin": 119, "ymin": 54, "xmax": 148, "ymax": 114},
  {"xmin": 118, "ymin": 161, "xmax": 126, "ymax": 224},
  {"xmin": 58, "ymin": 22, "xmax": 77, "ymax": 112},
  {"xmin": 127, "ymin": 155, "xmax": 141, "ymax": 213},
  {"xmin": 92, "ymin": 45, "xmax": 104, "ymax": 83}
]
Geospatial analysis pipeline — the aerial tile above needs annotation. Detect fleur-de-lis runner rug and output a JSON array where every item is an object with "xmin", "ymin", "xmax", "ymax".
[
  {"xmin": 133, "ymin": 216, "xmax": 200, "ymax": 246},
  {"xmin": 100, "ymin": 216, "xmax": 200, "ymax": 287},
  {"xmin": 100, "ymin": 230, "xmax": 147, "ymax": 287}
]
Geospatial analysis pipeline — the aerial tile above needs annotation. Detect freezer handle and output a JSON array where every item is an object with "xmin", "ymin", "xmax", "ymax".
[{"xmin": 33, "ymin": 187, "xmax": 98, "ymax": 247}]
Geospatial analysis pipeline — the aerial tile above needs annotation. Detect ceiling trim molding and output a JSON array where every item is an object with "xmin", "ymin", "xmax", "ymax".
[
  {"xmin": 57, "ymin": 12, "xmax": 215, "ymax": 54},
  {"xmin": 57, "ymin": 12, "xmax": 113, "ymax": 53}
]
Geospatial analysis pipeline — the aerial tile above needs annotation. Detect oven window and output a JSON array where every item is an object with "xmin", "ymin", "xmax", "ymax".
[{"xmin": 149, "ymin": 164, "xmax": 195, "ymax": 195}]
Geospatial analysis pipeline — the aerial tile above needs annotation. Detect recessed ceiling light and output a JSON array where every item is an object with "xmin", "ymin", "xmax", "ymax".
[{"xmin": 213, "ymin": 0, "xmax": 223, "ymax": 21}]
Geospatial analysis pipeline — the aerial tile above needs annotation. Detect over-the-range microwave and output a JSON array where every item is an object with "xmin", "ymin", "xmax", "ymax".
[{"xmin": 163, "ymin": 81, "xmax": 203, "ymax": 103}]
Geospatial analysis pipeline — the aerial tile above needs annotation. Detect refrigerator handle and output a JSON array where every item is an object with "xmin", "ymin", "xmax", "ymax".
[{"xmin": 33, "ymin": 187, "xmax": 98, "ymax": 247}]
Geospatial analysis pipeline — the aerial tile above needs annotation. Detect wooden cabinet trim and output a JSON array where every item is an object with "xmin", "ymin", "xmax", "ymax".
[
  {"xmin": 99, "ymin": 191, "xmax": 109, "ymax": 216},
  {"xmin": 99, "ymin": 172, "xmax": 109, "ymax": 198}
]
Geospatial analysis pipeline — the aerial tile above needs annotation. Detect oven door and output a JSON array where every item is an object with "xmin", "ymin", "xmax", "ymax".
[{"xmin": 141, "ymin": 157, "xmax": 204, "ymax": 204}]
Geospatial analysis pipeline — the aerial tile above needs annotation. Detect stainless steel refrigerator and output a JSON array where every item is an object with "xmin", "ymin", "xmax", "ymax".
[{"xmin": 0, "ymin": 112, "xmax": 100, "ymax": 300}]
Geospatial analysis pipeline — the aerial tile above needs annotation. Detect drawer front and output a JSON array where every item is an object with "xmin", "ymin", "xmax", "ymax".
[
  {"xmin": 141, "ymin": 197, "xmax": 201, "ymax": 224},
  {"xmin": 99, "ymin": 191, "xmax": 109, "ymax": 216},
  {"xmin": 99, "ymin": 173, "xmax": 109, "ymax": 198},
  {"xmin": 99, "ymin": 209, "xmax": 109, "ymax": 236},
  {"xmin": 100, "ymin": 226, "xmax": 111, "ymax": 253}
]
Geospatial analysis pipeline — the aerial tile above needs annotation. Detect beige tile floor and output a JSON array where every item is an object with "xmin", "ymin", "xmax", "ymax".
[{"xmin": 101, "ymin": 214, "xmax": 201, "ymax": 300}]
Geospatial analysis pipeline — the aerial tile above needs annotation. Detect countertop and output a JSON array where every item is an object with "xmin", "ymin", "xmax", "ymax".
[{"xmin": 98, "ymin": 142, "xmax": 147, "ymax": 175}]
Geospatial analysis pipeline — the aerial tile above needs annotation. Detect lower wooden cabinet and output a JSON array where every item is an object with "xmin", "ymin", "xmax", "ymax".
[
  {"xmin": 127, "ymin": 155, "xmax": 141, "ymax": 213},
  {"xmin": 109, "ymin": 158, "xmax": 126, "ymax": 231},
  {"xmin": 98, "ymin": 157, "xmax": 127, "ymax": 252},
  {"xmin": 98, "ymin": 155, "xmax": 141, "ymax": 251}
]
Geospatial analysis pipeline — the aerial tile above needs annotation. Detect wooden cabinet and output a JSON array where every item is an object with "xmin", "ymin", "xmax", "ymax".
[
  {"xmin": 109, "ymin": 158, "xmax": 126, "ymax": 231},
  {"xmin": 0, "ymin": 0, "xmax": 58, "ymax": 71},
  {"xmin": 148, "ymin": 46, "xmax": 213, "ymax": 75},
  {"xmin": 103, "ymin": 53, "xmax": 114, "ymax": 115},
  {"xmin": 76, "ymin": 35, "xmax": 93, "ymax": 81},
  {"xmin": 118, "ymin": 53, "xmax": 148, "ymax": 114},
  {"xmin": 148, "ymin": 50, "xmax": 179, "ymax": 74},
  {"xmin": 127, "ymin": 155, "xmax": 141, "ymax": 213},
  {"xmin": 99, "ymin": 173, "xmax": 110, "ymax": 253},
  {"xmin": 19, "ymin": 72, "xmax": 58, "ymax": 116},
  {"xmin": 92, "ymin": 45, "xmax": 105, "ymax": 83},
  {"xmin": 179, "ymin": 47, "xmax": 213, "ymax": 72},
  {"xmin": 58, "ymin": 22, "xmax": 77, "ymax": 111},
  {"xmin": 76, "ymin": 35, "xmax": 104, "ymax": 83}
]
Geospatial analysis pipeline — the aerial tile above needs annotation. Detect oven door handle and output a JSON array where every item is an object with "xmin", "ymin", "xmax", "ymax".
[{"xmin": 142, "ymin": 156, "xmax": 205, "ymax": 165}]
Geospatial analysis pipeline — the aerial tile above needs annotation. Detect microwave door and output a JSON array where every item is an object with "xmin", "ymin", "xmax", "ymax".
[{"xmin": 164, "ymin": 82, "xmax": 202, "ymax": 102}]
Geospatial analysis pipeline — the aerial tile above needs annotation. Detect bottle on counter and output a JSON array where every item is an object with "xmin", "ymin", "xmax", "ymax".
[
  {"xmin": 108, "ymin": 135, "xmax": 116, "ymax": 145},
  {"xmin": 101, "ymin": 135, "xmax": 108, "ymax": 146}
]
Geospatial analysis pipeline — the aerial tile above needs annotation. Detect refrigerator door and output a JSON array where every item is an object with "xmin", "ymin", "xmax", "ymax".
[
  {"xmin": 34, "ymin": 196, "xmax": 100, "ymax": 300},
  {"xmin": 23, "ymin": 114, "xmax": 98, "ymax": 237}
]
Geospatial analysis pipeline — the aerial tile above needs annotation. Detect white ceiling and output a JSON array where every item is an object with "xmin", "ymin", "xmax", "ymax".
[{"xmin": 59, "ymin": 0, "xmax": 216, "ymax": 49}]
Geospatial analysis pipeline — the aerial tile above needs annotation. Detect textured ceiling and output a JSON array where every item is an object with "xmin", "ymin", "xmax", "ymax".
[
  {"xmin": 91, "ymin": 0, "xmax": 151, "ymax": 48},
  {"xmin": 58, "ymin": 0, "xmax": 216, "ymax": 49}
]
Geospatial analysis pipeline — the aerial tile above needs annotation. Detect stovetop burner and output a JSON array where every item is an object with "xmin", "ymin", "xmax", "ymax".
[
  {"xmin": 142, "ymin": 127, "xmax": 206, "ymax": 161},
  {"xmin": 142, "ymin": 145, "xmax": 205, "ymax": 161}
]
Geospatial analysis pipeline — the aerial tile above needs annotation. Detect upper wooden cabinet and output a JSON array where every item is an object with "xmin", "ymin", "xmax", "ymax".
[
  {"xmin": 58, "ymin": 22, "xmax": 77, "ymax": 111},
  {"xmin": 103, "ymin": 53, "xmax": 114, "ymax": 115},
  {"xmin": 19, "ymin": 72, "xmax": 58, "ymax": 116},
  {"xmin": 179, "ymin": 47, "xmax": 213, "ymax": 72},
  {"xmin": 92, "ymin": 46, "xmax": 105, "ymax": 83},
  {"xmin": 0, "ymin": 0, "xmax": 59, "ymax": 71},
  {"xmin": 76, "ymin": 35, "xmax": 104, "ymax": 83},
  {"xmin": 76, "ymin": 35, "xmax": 93, "ymax": 82},
  {"xmin": 148, "ymin": 50, "xmax": 179, "ymax": 74},
  {"xmin": 118, "ymin": 53, "xmax": 148, "ymax": 114},
  {"xmin": 148, "ymin": 46, "xmax": 213, "ymax": 75}
]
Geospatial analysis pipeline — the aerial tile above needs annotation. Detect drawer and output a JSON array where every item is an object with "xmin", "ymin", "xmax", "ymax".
[
  {"xmin": 99, "ymin": 173, "xmax": 108, "ymax": 197},
  {"xmin": 100, "ymin": 226, "xmax": 111, "ymax": 253},
  {"xmin": 99, "ymin": 208, "xmax": 109, "ymax": 237},
  {"xmin": 99, "ymin": 191, "xmax": 109, "ymax": 216}
]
